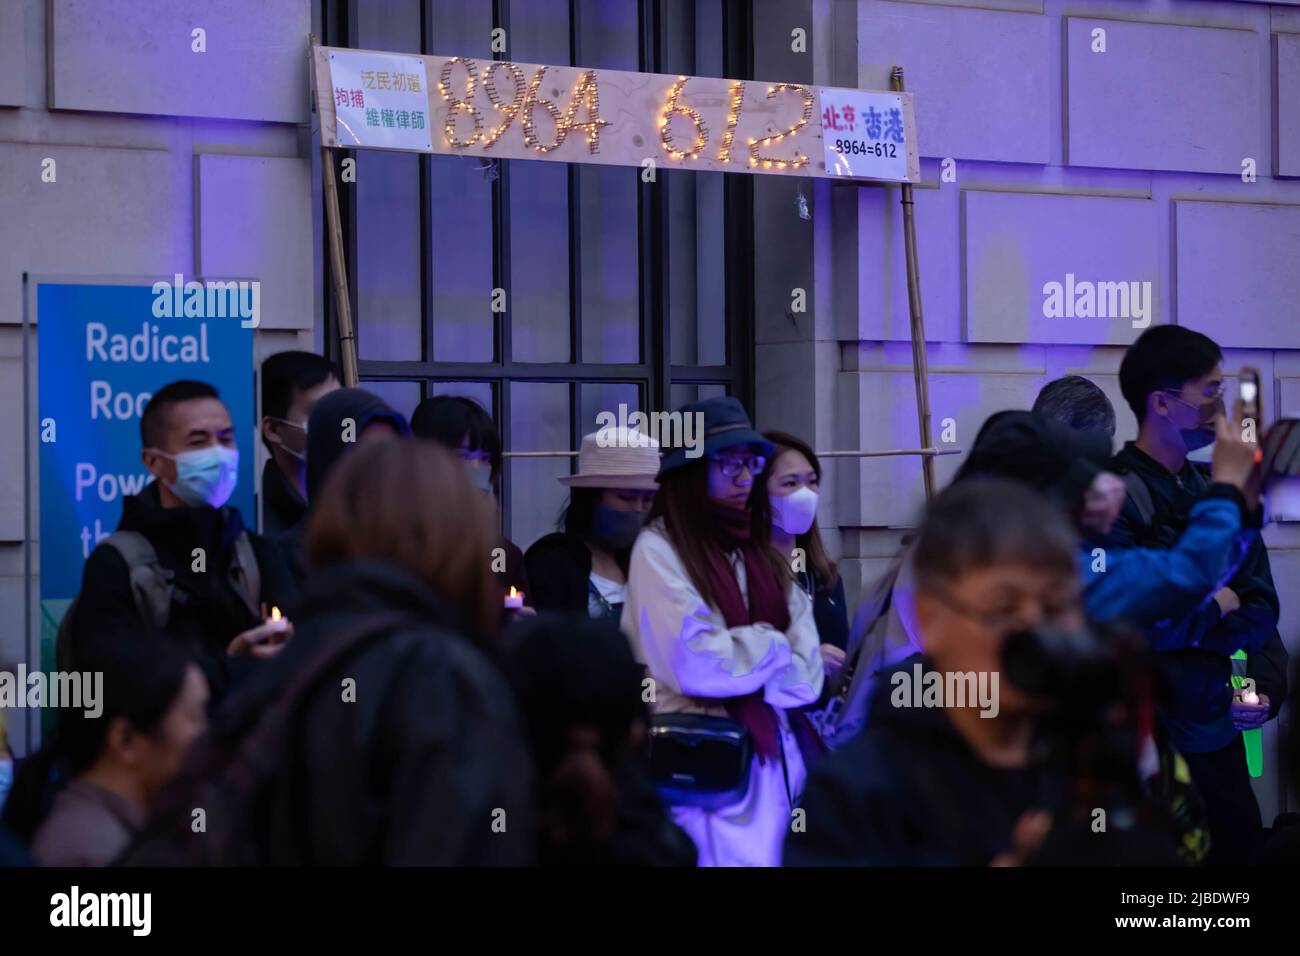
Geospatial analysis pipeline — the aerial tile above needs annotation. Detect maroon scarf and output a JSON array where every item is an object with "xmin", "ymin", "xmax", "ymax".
[{"xmin": 705, "ymin": 504, "xmax": 825, "ymax": 769}]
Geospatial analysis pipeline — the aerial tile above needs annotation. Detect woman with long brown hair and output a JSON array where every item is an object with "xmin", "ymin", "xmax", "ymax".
[{"xmin": 622, "ymin": 397, "xmax": 823, "ymax": 867}]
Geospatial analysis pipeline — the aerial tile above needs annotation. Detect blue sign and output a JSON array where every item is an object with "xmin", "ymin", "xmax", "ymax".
[{"xmin": 37, "ymin": 282, "xmax": 255, "ymax": 666}]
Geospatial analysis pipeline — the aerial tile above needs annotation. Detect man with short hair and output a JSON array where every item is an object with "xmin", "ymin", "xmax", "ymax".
[
  {"xmin": 259, "ymin": 351, "xmax": 339, "ymax": 536},
  {"xmin": 70, "ymin": 380, "xmax": 297, "ymax": 700},
  {"xmin": 1033, "ymin": 374, "xmax": 1117, "ymax": 438},
  {"xmin": 1097, "ymin": 326, "xmax": 1283, "ymax": 865},
  {"xmin": 789, "ymin": 479, "xmax": 1179, "ymax": 866}
]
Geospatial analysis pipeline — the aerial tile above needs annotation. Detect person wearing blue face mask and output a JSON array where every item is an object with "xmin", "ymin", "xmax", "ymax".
[
  {"xmin": 67, "ymin": 381, "xmax": 298, "ymax": 703},
  {"xmin": 525, "ymin": 427, "xmax": 659, "ymax": 622},
  {"xmin": 1095, "ymin": 326, "xmax": 1283, "ymax": 866}
]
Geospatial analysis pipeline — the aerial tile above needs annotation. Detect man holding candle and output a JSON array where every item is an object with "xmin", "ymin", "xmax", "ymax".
[{"xmin": 67, "ymin": 380, "xmax": 299, "ymax": 702}]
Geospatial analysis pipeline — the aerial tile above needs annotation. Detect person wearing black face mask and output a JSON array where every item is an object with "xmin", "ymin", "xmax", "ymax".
[
  {"xmin": 1095, "ymin": 325, "xmax": 1283, "ymax": 867},
  {"xmin": 524, "ymin": 427, "xmax": 659, "ymax": 622}
]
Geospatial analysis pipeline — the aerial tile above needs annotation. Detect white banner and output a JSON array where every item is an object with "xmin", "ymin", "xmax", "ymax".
[{"xmin": 328, "ymin": 50, "xmax": 433, "ymax": 151}]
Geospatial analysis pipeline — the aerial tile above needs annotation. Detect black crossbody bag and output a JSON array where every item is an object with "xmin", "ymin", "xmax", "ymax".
[{"xmin": 647, "ymin": 714, "xmax": 752, "ymax": 810}]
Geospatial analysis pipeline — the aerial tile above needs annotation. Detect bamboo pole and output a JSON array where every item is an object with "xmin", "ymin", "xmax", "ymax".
[
  {"xmin": 890, "ymin": 66, "xmax": 937, "ymax": 501},
  {"xmin": 320, "ymin": 148, "xmax": 358, "ymax": 387},
  {"xmin": 311, "ymin": 36, "xmax": 360, "ymax": 387}
]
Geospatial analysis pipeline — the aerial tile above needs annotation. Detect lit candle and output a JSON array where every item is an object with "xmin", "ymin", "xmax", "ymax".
[
  {"xmin": 1243, "ymin": 689, "xmax": 1259, "ymax": 705},
  {"xmin": 270, "ymin": 606, "xmax": 282, "ymax": 623},
  {"xmin": 504, "ymin": 587, "xmax": 524, "ymax": 610}
]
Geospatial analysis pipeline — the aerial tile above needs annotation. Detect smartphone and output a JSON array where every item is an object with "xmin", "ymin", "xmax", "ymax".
[{"xmin": 1239, "ymin": 367, "xmax": 1262, "ymax": 425}]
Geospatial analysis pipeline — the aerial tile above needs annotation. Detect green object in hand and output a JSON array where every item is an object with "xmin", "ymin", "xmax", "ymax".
[{"xmin": 1230, "ymin": 649, "xmax": 1264, "ymax": 779}]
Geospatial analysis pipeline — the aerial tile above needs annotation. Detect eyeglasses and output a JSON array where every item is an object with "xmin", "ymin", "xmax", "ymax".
[
  {"xmin": 1162, "ymin": 382, "xmax": 1224, "ymax": 404},
  {"xmin": 927, "ymin": 584, "xmax": 1076, "ymax": 636},
  {"xmin": 710, "ymin": 454, "xmax": 766, "ymax": 478}
]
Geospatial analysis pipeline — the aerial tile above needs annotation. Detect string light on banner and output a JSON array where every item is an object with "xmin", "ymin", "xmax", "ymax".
[
  {"xmin": 521, "ymin": 65, "xmax": 566, "ymax": 153},
  {"xmin": 437, "ymin": 57, "xmax": 483, "ymax": 147},
  {"xmin": 659, "ymin": 77, "xmax": 708, "ymax": 161},
  {"xmin": 717, "ymin": 81, "xmax": 746, "ymax": 163},
  {"xmin": 561, "ymin": 70, "xmax": 610, "ymax": 154},
  {"xmin": 481, "ymin": 61, "xmax": 526, "ymax": 149},
  {"xmin": 749, "ymin": 83, "xmax": 814, "ymax": 170}
]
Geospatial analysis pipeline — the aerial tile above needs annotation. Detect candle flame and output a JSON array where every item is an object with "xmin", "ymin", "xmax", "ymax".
[
  {"xmin": 508, "ymin": 587, "xmax": 519, "ymax": 599},
  {"xmin": 270, "ymin": 606, "xmax": 282, "ymax": 622}
]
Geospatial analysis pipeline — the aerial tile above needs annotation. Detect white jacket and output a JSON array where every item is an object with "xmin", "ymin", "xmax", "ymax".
[{"xmin": 622, "ymin": 521, "xmax": 823, "ymax": 866}]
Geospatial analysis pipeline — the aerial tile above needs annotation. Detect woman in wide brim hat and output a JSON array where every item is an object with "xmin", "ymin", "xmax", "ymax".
[
  {"xmin": 620, "ymin": 396, "xmax": 825, "ymax": 868},
  {"xmin": 523, "ymin": 426, "xmax": 660, "ymax": 620}
]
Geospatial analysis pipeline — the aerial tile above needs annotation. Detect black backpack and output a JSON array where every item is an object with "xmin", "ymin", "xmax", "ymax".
[{"xmin": 55, "ymin": 530, "xmax": 262, "ymax": 672}]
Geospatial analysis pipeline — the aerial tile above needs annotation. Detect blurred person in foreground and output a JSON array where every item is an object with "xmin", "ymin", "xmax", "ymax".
[
  {"xmin": 4, "ymin": 632, "xmax": 207, "ymax": 866},
  {"xmin": 125, "ymin": 439, "xmax": 534, "ymax": 865},
  {"xmin": 789, "ymin": 478, "xmax": 1182, "ymax": 866},
  {"xmin": 503, "ymin": 613, "xmax": 696, "ymax": 866}
]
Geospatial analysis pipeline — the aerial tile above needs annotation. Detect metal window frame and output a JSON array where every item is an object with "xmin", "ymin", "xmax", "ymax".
[{"xmin": 322, "ymin": 0, "xmax": 757, "ymax": 536}]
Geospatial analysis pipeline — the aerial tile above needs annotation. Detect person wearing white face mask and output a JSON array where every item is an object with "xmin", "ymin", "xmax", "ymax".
[
  {"xmin": 761, "ymin": 431, "xmax": 849, "ymax": 679},
  {"xmin": 66, "ymin": 381, "xmax": 299, "ymax": 704}
]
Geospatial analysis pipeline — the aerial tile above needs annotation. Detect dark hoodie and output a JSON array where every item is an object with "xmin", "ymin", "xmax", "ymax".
[
  {"xmin": 523, "ymin": 532, "xmax": 594, "ymax": 614},
  {"xmin": 789, "ymin": 656, "xmax": 1067, "ymax": 866},
  {"xmin": 127, "ymin": 559, "xmax": 536, "ymax": 865},
  {"xmin": 955, "ymin": 409, "xmax": 1112, "ymax": 510},
  {"xmin": 71, "ymin": 483, "xmax": 297, "ymax": 699},
  {"xmin": 277, "ymin": 388, "xmax": 410, "ymax": 588},
  {"xmin": 502, "ymin": 613, "xmax": 696, "ymax": 866}
]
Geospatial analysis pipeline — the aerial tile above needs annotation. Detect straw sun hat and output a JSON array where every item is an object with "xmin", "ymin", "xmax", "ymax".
[{"xmin": 558, "ymin": 426, "xmax": 661, "ymax": 490}]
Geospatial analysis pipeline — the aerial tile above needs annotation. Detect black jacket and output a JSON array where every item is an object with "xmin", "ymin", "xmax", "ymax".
[
  {"xmin": 799, "ymin": 570, "xmax": 849, "ymax": 650},
  {"xmin": 789, "ymin": 656, "xmax": 1067, "ymax": 866},
  {"xmin": 523, "ymin": 532, "xmax": 592, "ymax": 614},
  {"xmin": 209, "ymin": 559, "xmax": 536, "ymax": 865},
  {"xmin": 71, "ymin": 483, "xmax": 297, "ymax": 699},
  {"xmin": 789, "ymin": 657, "xmax": 1184, "ymax": 866},
  {"xmin": 1094, "ymin": 443, "xmax": 1284, "ymax": 754},
  {"xmin": 260, "ymin": 458, "xmax": 306, "ymax": 537}
]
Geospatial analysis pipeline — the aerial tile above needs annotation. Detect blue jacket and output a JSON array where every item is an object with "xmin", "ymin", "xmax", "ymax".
[
  {"xmin": 1091, "ymin": 443, "xmax": 1281, "ymax": 754},
  {"xmin": 1081, "ymin": 493, "xmax": 1243, "ymax": 630}
]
